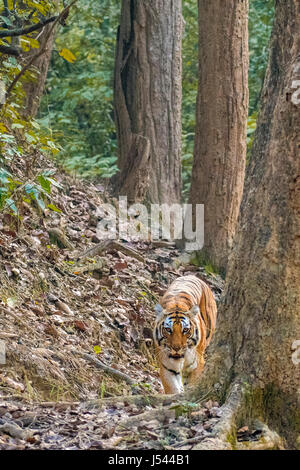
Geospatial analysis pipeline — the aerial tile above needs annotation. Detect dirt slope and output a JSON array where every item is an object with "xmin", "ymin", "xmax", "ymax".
[{"xmin": 0, "ymin": 156, "xmax": 223, "ymax": 403}]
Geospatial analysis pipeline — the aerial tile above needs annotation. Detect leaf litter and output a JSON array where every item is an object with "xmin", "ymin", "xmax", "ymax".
[{"xmin": 0, "ymin": 153, "xmax": 225, "ymax": 449}]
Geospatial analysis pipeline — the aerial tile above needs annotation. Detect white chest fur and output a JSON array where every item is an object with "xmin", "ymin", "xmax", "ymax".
[{"xmin": 160, "ymin": 348, "xmax": 198, "ymax": 394}]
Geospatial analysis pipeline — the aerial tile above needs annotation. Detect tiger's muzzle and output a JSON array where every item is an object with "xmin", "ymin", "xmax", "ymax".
[{"xmin": 169, "ymin": 353, "xmax": 185, "ymax": 360}]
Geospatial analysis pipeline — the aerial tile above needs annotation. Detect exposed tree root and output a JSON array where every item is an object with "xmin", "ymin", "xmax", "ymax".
[
  {"xmin": 192, "ymin": 383, "xmax": 243, "ymax": 450},
  {"xmin": 192, "ymin": 383, "xmax": 284, "ymax": 450}
]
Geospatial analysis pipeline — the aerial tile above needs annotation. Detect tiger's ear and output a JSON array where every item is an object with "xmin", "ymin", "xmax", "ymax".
[
  {"xmin": 189, "ymin": 305, "xmax": 200, "ymax": 316},
  {"xmin": 154, "ymin": 303, "xmax": 164, "ymax": 319}
]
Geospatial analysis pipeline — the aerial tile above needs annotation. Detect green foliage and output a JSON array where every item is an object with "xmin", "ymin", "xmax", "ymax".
[
  {"xmin": 247, "ymin": 111, "xmax": 258, "ymax": 161},
  {"xmin": 39, "ymin": 0, "xmax": 120, "ymax": 178},
  {"xmin": 182, "ymin": 0, "xmax": 198, "ymax": 199},
  {"xmin": 0, "ymin": 1, "xmax": 65, "ymax": 216},
  {"xmin": 0, "ymin": 162, "xmax": 62, "ymax": 215},
  {"xmin": 0, "ymin": 115, "xmax": 60, "ymax": 217},
  {"xmin": 189, "ymin": 250, "xmax": 221, "ymax": 277},
  {"xmin": 249, "ymin": 0, "xmax": 274, "ymax": 115},
  {"xmin": 181, "ymin": 0, "xmax": 274, "ymax": 197},
  {"xmin": 247, "ymin": 0, "xmax": 274, "ymax": 160},
  {"xmin": 1, "ymin": 0, "xmax": 275, "ymax": 205}
]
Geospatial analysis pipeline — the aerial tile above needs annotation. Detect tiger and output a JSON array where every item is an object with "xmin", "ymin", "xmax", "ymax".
[{"xmin": 153, "ymin": 275, "xmax": 217, "ymax": 394}]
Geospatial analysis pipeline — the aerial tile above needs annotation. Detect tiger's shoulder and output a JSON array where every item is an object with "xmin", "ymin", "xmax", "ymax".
[{"xmin": 161, "ymin": 274, "xmax": 213, "ymax": 307}]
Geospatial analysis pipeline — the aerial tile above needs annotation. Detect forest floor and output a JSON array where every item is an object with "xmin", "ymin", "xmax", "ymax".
[{"xmin": 0, "ymin": 152, "xmax": 267, "ymax": 450}]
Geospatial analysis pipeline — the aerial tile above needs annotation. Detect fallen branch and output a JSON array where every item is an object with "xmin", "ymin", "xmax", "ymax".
[
  {"xmin": 78, "ymin": 352, "xmax": 137, "ymax": 386},
  {"xmin": 172, "ymin": 435, "xmax": 205, "ymax": 449},
  {"xmin": 40, "ymin": 401, "xmax": 80, "ymax": 409},
  {"xmin": 151, "ymin": 240, "xmax": 176, "ymax": 249},
  {"xmin": 0, "ymin": 422, "xmax": 30, "ymax": 440},
  {"xmin": 84, "ymin": 393, "xmax": 183, "ymax": 410},
  {"xmin": 28, "ymin": 394, "xmax": 183, "ymax": 411},
  {"xmin": 76, "ymin": 239, "xmax": 145, "ymax": 263}
]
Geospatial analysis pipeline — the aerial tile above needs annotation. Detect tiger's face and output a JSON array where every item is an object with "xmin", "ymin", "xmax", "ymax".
[{"xmin": 154, "ymin": 305, "xmax": 201, "ymax": 359}]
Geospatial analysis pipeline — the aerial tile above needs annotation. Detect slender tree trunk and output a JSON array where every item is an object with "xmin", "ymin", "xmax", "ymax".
[
  {"xmin": 22, "ymin": 23, "xmax": 57, "ymax": 119},
  {"xmin": 189, "ymin": 0, "xmax": 249, "ymax": 271},
  {"xmin": 191, "ymin": 0, "xmax": 300, "ymax": 448},
  {"xmin": 113, "ymin": 0, "xmax": 183, "ymax": 204}
]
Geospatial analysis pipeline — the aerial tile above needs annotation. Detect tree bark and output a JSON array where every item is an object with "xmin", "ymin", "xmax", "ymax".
[
  {"xmin": 189, "ymin": 0, "xmax": 249, "ymax": 271},
  {"xmin": 191, "ymin": 0, "xmax": 300, "ymax": 448},
  {"xmin": 113, "ymin": 0, "xmax": 183, "ymax": 204},
  {"xmin": 22, "ymin": 22, "xmax": 57, "ymax": 119}
]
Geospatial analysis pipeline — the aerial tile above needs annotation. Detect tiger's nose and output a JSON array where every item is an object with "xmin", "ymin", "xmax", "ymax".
[{"xmin": 172, "ymin": 345, "xmax": 181, "ymax": 352}]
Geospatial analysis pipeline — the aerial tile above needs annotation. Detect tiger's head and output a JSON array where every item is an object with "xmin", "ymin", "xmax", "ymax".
[{"xmin": 154, "ymin": 304, "xmax": 201, "ymax": 359}]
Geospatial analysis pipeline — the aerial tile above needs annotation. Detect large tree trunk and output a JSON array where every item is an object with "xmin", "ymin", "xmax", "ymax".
[
  {"xmin": 113, "ymin": 0, "xmax": 183, "ymax": 204},
  {"xmin": 189, "ymin": 0, "xmax": 249, "ymax": 271},
  {"xmin": 191, "ymin": 0, "xmax": 300, "ymax": 449}
]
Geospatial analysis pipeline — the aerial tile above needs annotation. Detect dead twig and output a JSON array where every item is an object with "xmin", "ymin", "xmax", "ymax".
[
  {"xmin": 0, "ymin": 15, "xmax": 58, "ymax": 38},
  {"xmin": 172, "ymin": 435, "xmax": 204, "ymax": 448}
]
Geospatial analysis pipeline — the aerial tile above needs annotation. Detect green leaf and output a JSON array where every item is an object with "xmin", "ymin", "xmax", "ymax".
[
  {"xmin": 47, "ymin": 177, "xmax": 62, "ymax": 189},
  {"xmin": 24, "ymin": 184, "xmax": 45, "ymax": 211},
  {"xmin": 0, "ymin": 169, "xmax": 11, "ymax": 184},
  {"xmin": 5, "ymin": 198, "xmax": 18, "ymax": 215},
  {"xmin": 47, "ymin": 203, "xmax": 62, "ymax": 213},
  {"xmin": 37, "ymin": 175, "xmax": 51, "ymax": 194},
  {"xmin": 25, "ymin": 133, "xmax": 37, "ymax": 144},
  {"xmin": 0, "ymin": 15, "xmax": 12, "ymax": 26}
]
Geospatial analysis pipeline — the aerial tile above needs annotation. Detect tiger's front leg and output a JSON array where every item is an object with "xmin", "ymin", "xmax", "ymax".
[{"xmin": 183, "ymin": 349, "xmax": 204, "ymax": 387}]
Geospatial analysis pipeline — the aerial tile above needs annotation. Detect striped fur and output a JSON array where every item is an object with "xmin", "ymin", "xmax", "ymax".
[{"xmin": 153, "ymin": 275, "xmax": 217, "ymax": 394}]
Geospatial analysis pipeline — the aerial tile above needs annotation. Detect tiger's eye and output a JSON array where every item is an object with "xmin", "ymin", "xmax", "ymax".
[
  {"xmin": 165, "ymin": 327, "xmax": 172, "ymax": 333},
  {"xmin": 183, "ymin": 328, "xmax": 189, "ymax": 333}
]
